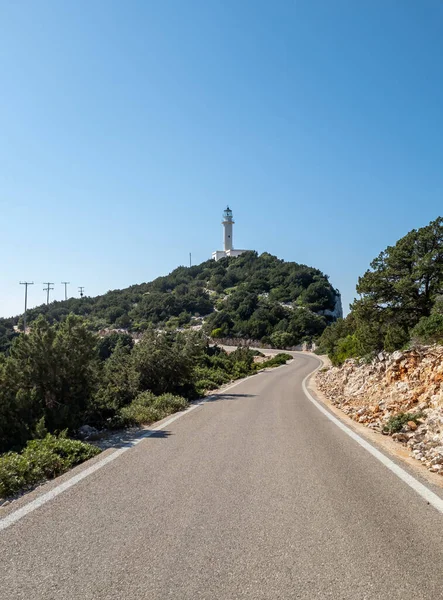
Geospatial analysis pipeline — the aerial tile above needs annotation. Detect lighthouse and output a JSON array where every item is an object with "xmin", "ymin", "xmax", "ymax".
[
  {"xmin": 222, "ymin": 206, "xmax": 234, "ymax": 251},
  {"xmin": 212, "ymin": 206, "xmax": 251, "ymax": 261}
]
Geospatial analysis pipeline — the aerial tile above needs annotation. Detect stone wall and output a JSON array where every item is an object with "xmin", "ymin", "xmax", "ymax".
[{"xmin": 213, "ymin": 337, "xmax": 312, "ymax": 351}]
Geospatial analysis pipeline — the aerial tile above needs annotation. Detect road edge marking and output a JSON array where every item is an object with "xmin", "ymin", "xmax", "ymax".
[
  {"xmin": 0, "ymin": 369, "xmax": 270, "ymax": 532},
  {"xmin": 302, "ymin": 356, "xmax": 443, "ymax": 516}
]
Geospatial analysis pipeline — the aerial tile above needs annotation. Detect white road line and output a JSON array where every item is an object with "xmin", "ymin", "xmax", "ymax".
[
  {"xmin": 0, "ymin": 371, "xmax": 262, "ymax": 532},
  {"xmin": 302, "ymin": 357, "xmax": 443, "ymax": 516}
]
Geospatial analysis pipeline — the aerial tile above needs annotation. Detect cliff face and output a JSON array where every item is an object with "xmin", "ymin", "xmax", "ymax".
[{"xmin": 316, "ymin": 347, "xmax": 443, "ymax": 475}]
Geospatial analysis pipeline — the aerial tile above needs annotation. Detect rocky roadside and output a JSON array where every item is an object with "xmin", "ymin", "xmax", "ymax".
[{"xmin": 316, "ymin": 346, "xmax": 443, "ymax": 476}]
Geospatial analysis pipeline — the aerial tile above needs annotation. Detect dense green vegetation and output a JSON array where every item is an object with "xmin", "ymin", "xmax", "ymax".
[
  {"xmin": 0, "ymin": 434, "xmax": 101, "ymax": 499},
  {"xmin": 0, "ymin": 315, "xmax": 292, "ymax": 455},
  {"xmin": 0, "ymin": 314, "xmax": 294, "ymax": 497},
  {"xmin": 0, "ymin": 251, "xmax": 335, "ymax": 496},
  {"xmin": 317, "ymin": 217, "xmax": 443, "ymax": 364},
  {"xmin": 0, "ymin": 252, "xmax": 339, "ymax": 353}
]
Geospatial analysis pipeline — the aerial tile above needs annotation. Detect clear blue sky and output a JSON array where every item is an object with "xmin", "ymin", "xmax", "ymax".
[{"xmin": 1, "ymin": 0, "xmax": 443, "ymax": 317}]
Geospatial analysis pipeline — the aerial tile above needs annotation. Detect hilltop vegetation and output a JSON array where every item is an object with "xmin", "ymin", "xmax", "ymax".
[
  {"xmin": 318, "ymin": 217, "xmax": 443, "ymax": 364},
  {"xmin": 0, "ymin": 252, "xmax": 340, "ymax": 352}
]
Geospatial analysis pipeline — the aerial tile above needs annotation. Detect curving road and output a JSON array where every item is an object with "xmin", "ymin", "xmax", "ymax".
[{"xmin": 1, "ymin": 353, "xmax": 443, "ymax": 599}]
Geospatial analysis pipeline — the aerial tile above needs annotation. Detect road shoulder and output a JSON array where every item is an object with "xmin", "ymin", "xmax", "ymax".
[{"xmin": 306, "ymin": 357, "xmax": 443, "ymax": 491}]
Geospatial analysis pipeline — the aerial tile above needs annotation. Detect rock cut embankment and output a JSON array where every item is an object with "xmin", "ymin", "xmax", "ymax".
[{"xmin": 316, "ymin": 347, "xmax": 443, "ymax": 475}]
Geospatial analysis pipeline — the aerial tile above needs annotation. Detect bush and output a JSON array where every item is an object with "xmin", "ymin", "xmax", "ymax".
[
  {"xmin": 384, "ymin": 324, "xmax": 409, "ymax": 352},
  {"xmin": 130, "ymin": 331, "xmax": 195, "ymax": 397},
  {"xmin": 270, "ymin": 331, "xmax": 295, "ymax": 349},
  {"xmin": 195, "ymin": 379, "xmax": 220, "ymax": 395},
  {"xmin": 0, "ymin": 434, "xmax": 101, "ymax": 499},
  {"xmin": 193, "ymin": 366, "xmax": 230, "ymax": 387},
  {"xmin": 0, "ymin": 453, "xmax": 29, "ymax": 498},
  {"xmin": 411, "ymin": 314, "xmax": 443, "ymax": 345},
  {"xmin": 119, "ymin": 391, "xmax": 188, "ymax": 426},
  {"xmin": 97, "ymin": 332, "xmax": 134, "ymax": 360},
  {"xmin": 383, "ymin": 412, "xmax": 424, "ymax": 434},
  {"xmin": 152, "ymin": 393, "xmax": 188, "ymax": 415},
  {"xmin": 229, "ymin": 347, "xmax": 255, "ymax": 376},
  {"xmin": 316, "ymin": 318, "xmax": 353, "ymax": 357},
  {"xmin": 330, "ymin": 334, "xmax": 359, "ymax": 366},
  {"xmin": 259, "ymin": 353, "xmax": 292, "ymax": 369}
]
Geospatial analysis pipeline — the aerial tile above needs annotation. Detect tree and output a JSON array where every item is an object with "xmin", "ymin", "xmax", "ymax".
[
  {"xmin": 320, "ymin": 217, "xmax": 443, "ymax": 361},
  {"xmin": 330, "ymin": 334, "xmax": 359, "ymax": 366},
  {"xmin": 9, "ymin": 315, "xmax": 99, "ymax": 432},
  {"xmin": 316, "ymin": 318, "xmax": 354, "ymax": 356},
  {"xmin": 287, "ymin": 309, "xmax": 327, "ymax": 344},
  {"xmin": 97, "ymin": 332, "xmax": 134, "ymax": 360},
  {"xmin": 93, "ymin": 340, "xmax": 136, "ymax": 419},
  {"xmin": 270, "ymin": 331, "xmax": 295, "ymax": 348},
  {"xmin": 205, "ymin": 311, "xmax": 234, "ymax": 337},
  {"xmin": 354, "ymin": 217, "xmax": 443, "ymax": 336},
  {"xmin": 411, "ymin": 314, "xmax": 443, "ymax": 344},
  {"xmin": 384, "ymin": 324, "xmax": 409, "ymax": 352},
  {"xmin": 115, "ymin": 314, "xmax": 131, "ymax": 329},
  {"xmin": 130, "ymin": 331, "xmax": 195, "ymax": 397},
  {"xmin": 0, "ymin": 355, "xmax": 40, "ymax": 451},
  {"xmin": 300, "ymin": 281, "xmax": 335, "ymax": 311}
]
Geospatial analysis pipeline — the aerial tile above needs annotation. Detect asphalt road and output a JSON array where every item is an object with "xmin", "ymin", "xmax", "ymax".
[{"xmin": 1, "ymin": 353, "xmax": 443, "ymax": 599}]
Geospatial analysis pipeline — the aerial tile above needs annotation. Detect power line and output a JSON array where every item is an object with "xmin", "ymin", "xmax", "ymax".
[
  {"xmin": 61, "ymin": 281, "xmax": 70, "ymax": 301},
  {"xmin": 78, "ymin": 286, "xmax": 85, "ymax": 298},
  {"xmin": 19, "ymin": 281, "xmax": 34, "ymax": 334},
  {"xmin": 43, "ymin": 282, "xmax": 54, "ymax": 305}
]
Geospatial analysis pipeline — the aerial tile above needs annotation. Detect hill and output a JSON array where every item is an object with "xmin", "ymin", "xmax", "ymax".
[{"xmin": 0, "ymin": 251, "xmax": 341, "ymax": 352}]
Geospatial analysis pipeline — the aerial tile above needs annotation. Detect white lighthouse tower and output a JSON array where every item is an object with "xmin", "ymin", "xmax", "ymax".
[
  {"xmin": 212, "ymin": 206, "xmax": 251, "ymax": 261},
  {"xmin": 223, "ymin": 206, "xmax": 234, "ymax": 251}
]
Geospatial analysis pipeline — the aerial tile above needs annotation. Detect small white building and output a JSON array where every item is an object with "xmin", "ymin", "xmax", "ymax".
[{"xmin": 212, "ymin": 206, "xmax": 251, "ymax": 261}]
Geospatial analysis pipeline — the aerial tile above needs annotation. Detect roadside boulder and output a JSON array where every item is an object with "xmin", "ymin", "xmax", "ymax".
[{"xmin": 78, "ymin": 425, "xmax": 100, "ymax": 440}]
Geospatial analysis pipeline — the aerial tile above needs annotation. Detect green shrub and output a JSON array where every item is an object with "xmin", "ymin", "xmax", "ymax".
[
  {"xmin": 0, "ymin": 453, "xmax": 29, "ymax": 498},
  {"xmin": 228, "ymin": 347, "xmax": 255, "ymax": 377},
  {"xmin": 272, "ymin": 352, "xmax": 292, "ymax": 364},
  {"xmin": 195, "ymin": 379, "xmax": 220, "ymax": 395},
  {"xmin": 259, "ymin": 353, "xmax": 292, "ymax": 369},
  {"xmin": 152, "ymin": 393, "xmax": 188, "ymax": 414},
  {"xmin": 316, "ymin": 318, "xmax": 353, "ymax": 357},
  {"xmin": 384, "ymin": 324, "xmax": 409, "ymax": 352},
  {"xmin": 193, "ymin": 366, "xmax": 230, "ymax": 387},
  {"xmin": 119, "ymin": 391, "xmax": 188, "ymax": 426},
  {"xmin": 411, "ymin": 314, "xmax": 443, "ymax": 344},
  {"xmin": 119, "ymin": 392, "xmax": 160, "ymax": 425},
  {"xmin": 0, "ymin": 434, "xmax": 100, "ymax": 499},
  {"xmin": 330, "ymin": 334, "xmax": 359, "ymax": 366},
  {"xmin": 270, "ymin": 331, "xmax": 295, "ymax": 349},
  {"xmin": 383, "ymin": 412, "xmax": 424, "ymax": 434}
]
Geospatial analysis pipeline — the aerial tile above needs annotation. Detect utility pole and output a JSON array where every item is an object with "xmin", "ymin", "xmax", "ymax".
[
  {"xmin": 78, "ymin": 286, "xmax": 85, "ymax": 298},
  {"xmin": 43, "ymin": 282, "xmax": 54, "ymax": 305},
  {"xmin": 189, "ymin": 252, "xmax": 192, "ymax": 268},
  {"xmin": 61, "ymin": 281, "xmax": 70, "ymax": 301},
  {"xmin": 19, "ymin": 281, "xmax": 34, "ymax": 334}
]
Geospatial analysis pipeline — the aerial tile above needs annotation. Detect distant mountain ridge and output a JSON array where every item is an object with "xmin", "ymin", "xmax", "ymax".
[{"xmin": 0, "ymin": 252, "xmax": 341, "ymax": 352}]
